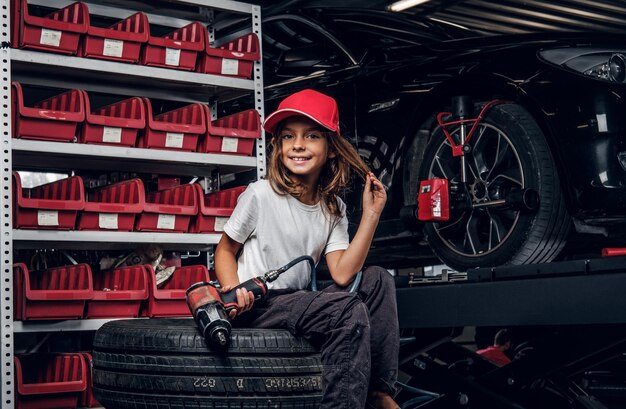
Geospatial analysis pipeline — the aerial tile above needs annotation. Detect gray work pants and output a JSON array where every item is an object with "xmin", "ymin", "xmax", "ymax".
[{"xmin": 235, "ymin": 266, "xmax": 399, "ymax": 409}]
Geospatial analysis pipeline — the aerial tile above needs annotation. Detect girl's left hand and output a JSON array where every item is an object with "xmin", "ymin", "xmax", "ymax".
[
  {"xmin": 220, "ymin": 285, "xmax": 255, "ymax": 319},
  {"xmin": 362, "ymin": 172, "xmax": 387, "ymax": 215}
]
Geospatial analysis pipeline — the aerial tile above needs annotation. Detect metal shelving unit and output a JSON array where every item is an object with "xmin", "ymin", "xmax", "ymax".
[
  {"xmin": 11, "ymin": 49, "xmax": 254, "ymax": 102},
  {"xmin": 1, "ymin": 2, "xmax": 15, "ymax": 409},
  {"xmin": 13, "ymin": 230, "xmax": 222, "ymax": 250},
  {"xmin": 1, "ymin": 1, "xmax": 265, "ymax": 407},
  {"xmin": 12, "ymin": 139, "xmax": 257, "ymax": 175},
  {"xmin": 13, "ymin": 317, "xmax": 145, "ymax": 333}
]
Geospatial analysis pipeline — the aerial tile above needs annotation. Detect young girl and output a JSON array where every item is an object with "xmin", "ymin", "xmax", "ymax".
[{"xmin": 215, "ymin": 89, "xmax": 400, "ymax": 409}]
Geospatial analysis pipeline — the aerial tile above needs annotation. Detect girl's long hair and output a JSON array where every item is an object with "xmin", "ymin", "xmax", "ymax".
[{"xmin": 266, "ymin": 125, "xmax": 371, "ymax": 217}]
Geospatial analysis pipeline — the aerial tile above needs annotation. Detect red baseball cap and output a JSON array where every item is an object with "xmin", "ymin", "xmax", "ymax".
[{"xmin": 263, "ymin": 89, "xmax": 340, "ymax": 135}]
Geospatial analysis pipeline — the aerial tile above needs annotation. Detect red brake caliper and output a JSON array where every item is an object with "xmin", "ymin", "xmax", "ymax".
[{"xmin": 416, "ymin": 99, "xmax": 509, "ymax": 222}]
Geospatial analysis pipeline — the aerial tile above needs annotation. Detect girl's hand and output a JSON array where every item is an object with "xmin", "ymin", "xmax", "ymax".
[
  {"xmin": 220, "ymin": 285, "xmax": 255, "ymax": 319},
  {"xmin": 362, "ymin": 172, "xmax": 387, "ymax": 216}
]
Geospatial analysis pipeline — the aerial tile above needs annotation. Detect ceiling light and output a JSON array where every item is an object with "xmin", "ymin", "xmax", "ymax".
[{"xmin": 387, "ymin": 0, "xmax": 432, "ymax": 12}]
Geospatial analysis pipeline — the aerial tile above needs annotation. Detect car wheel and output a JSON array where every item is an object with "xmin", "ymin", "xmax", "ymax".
[
  {"xmin": 92, "ymin": 318, "xmax": 322, "ymax": 408},
  {"xmin": 418, "ymin": 103, "xmax": 571, "ymax": 271}
]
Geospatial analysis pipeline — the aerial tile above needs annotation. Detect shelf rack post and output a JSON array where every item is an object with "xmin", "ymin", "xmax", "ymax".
[
  {"xmin": 252, "ymin": 4, "xmax": 266, "ymax": 179},
  {"xmin": 1, "ymin": 0, "xmax": 14, "ymax": 406}
]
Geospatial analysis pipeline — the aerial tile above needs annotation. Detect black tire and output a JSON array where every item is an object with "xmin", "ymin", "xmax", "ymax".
[
  {"xmin": 92, "ymin": 318, "xmax": 322, "ymax": 409},
  {"xmin": 418, "ymin": 103, "xmax": 571, "ymax": 271}
]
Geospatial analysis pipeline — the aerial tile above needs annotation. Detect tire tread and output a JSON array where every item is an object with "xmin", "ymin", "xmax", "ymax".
[{"xmin": 92, "ymin": 319, "xmax": 322, "ymax": 409}]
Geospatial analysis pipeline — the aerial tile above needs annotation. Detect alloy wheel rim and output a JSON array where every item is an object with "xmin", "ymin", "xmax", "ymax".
[{"xmin": 427, "ymin": 123, "xmax": 525, "ymax": 258}]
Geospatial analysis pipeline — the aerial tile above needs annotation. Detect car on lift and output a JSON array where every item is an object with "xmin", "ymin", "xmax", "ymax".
[{"xmin": 230, "ymin": 7, "xmax": 626, "ymax": 272}]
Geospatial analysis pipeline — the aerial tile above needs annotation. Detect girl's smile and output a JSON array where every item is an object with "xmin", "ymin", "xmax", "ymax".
[{"xmin": 288, "ymin": 156, "xmax": 311, "ymax": 162}]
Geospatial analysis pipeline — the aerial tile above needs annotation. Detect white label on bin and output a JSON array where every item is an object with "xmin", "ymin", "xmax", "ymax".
[
  {"xmin": 103, "ymin": 39, "xmax": 124, "ymax": 58},
  {"xmin": 37, "ymin": 210, "xmax": 59, "ymax": 226},
  {"xmin": 102, "ymin": 126, "xmax": 122, "ymax": 143},
  {"xmin": 165, "ymin": 48, "xmax": 181, "ymax": 66},
  {"xmin": 221, "ymin": 58, "xmax": 239, "ymax": 75},
  {"xmin": 40, "ymin": 29, "xmax": 61, "ymax": 47},
  {"xmin": 221, "ymin": 137, "xmax": 238, "ymax": 153},
  {"xmin": 165, "ymin": 132, "xmax": 184, "ymax": 148},
  {"xmin": 99, "ymin": 213, "xmax": 119, "ymax": 229},
  {"xmin": 214, "ymin": 217, "xmax": 228, "ymax": 232},
  {"xmin": 157, "ymin": 214, "xmax": 176, "ymax": 230}
]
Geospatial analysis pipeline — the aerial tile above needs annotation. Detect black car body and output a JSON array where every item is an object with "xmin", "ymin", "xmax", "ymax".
[{"xmin": 233, "ymin": 7, "xmax": 626, "ymax": 271}]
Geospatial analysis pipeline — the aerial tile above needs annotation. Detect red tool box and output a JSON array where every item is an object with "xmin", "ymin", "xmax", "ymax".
[
  {"xmin": 141, "ymin": 21, "xmax": 206, "ymax": 71},
  {"xmin": 81, "ymin": 11, "xmax": 149, "ymax": 63},
  {"xmin": 11, "ymin": 0, "xmax": 89, "ymax": 55},
  {"xmin": 143, "ymin": 264, "xmax": 210, "ymax": 317},
  {"xmin": 15, "ymin": 353, "xmax": 87, "ymax": 409},
  {"xmin": 192, "ymin": 184, "xmax": 246, "ymax": 233},
  {"xmin": 13, "ymin": 263, "xmax": 93, "ymax": 321},
  {"xmin": 78, "ymin": 178, "xmax": 145, "ymax": 231},
  {"xmin": 197, "ymin": 32, "xmax": 260, "ymax": 79},
  {"xmin": 13, "ymin": 172, "xmax": 85, "ymax": 230},
  {"xmin": 199, "ymin": 106, "xmax": 261, "ymax": 155},
  {"xmin": 139, "ymin": 98, "xmax": 206, "ymax": 151},
  {"xmin": 78, "ymin": 352, "xmax": 101, "ymax": 409},
  {"xmin": 12, "ymin": 82, "xmax": 85, "ymax": 142},
  {"xmin": 85, "ymin": 264, "xmax": 149, "ymax": 318},
  {"xmin": 134, "ymin": 183, "xmax": 199, "ymax": 232},
  {"xmin": 80, "ymin": 92, "xmax": 146, "ymax": 147}
]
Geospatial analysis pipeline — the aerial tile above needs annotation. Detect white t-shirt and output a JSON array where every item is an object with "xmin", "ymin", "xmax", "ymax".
[{"xmin": 223, "ymin": 179, "xmax": 350, "ymax": 290}]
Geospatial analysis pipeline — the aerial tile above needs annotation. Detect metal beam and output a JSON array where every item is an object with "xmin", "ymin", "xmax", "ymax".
[{"xmin": 397, "ymin": 272, "xmax": 626, "ymax": 328}]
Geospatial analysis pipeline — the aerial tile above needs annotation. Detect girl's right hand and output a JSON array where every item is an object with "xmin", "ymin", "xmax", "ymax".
[{"xmin": 220, "ymin": 285, "xmax": 255, "ymax": 319}]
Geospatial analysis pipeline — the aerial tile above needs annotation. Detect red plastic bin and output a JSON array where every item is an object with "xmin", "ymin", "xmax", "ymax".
[
  {"xmin": 12, "ymin": 82, "xmax": 85, "ymax": 142},
  {"xmin": 191, "ymin": 184, "xmax": 246, "ymax": 233},
  {"xmin": 13, "ymin": 172, "xmax": 85, "ymax": 230},
  {"xmin": 85, "ymin": 265, "xmax": 150, "ymax": 318},
  {"xmin": 81, "ymin": 11, "xmax": 149, "ymax": 63},
  {"xmin": 13, "ymin": 263, "xmax": 93, "ymax": 321},
  {"xmin": 16, "ymin": 353, "xmax": 87, "ymax": 409},
  {"xmin": 80, "ymin": 92, "xmax": 146, "ymax": 146},
  {"xmin": 199, "ymin": 106, "xmax": 261, "ymax": 155},
  {"xmin": 197, "ymin": 32, "xmax": 260, "ymax": 79},
  {"xmin": 143, "ymin": 264, "xmax": 210, "ymax": 317},
  {"xmin": 139, "ymin": 98, "xmax": 206, "ymax": 151},
  {"xmin": 78, "ymin": 178, "xmax": 145, "ymax": 231},
  {"xmin": 78, "ymin": 353, "xmax": 101, "ymax": 408},
  {"xmin": 135, "ymin": 183, "xmax": 199, "ymax": 232},
  {"xmin": 141, "ymin": 21, "xmax": 206, "ymax": 71},
  {"xmin": 11, "ymin": 0, "xmax": 89, "ymax": 55}
]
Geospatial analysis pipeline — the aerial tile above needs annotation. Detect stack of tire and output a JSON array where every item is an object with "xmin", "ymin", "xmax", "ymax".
[{"xmin": 92, "ymin": 319, "xmax": 323, "ymax": 408}]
